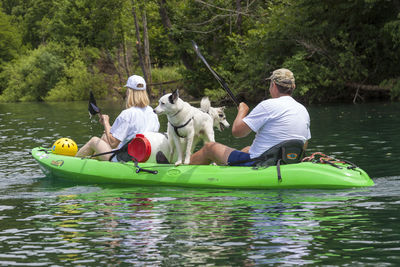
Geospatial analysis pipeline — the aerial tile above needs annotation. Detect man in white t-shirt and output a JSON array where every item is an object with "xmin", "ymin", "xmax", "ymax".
[{"xmin": 190, "ymin": 68, "xmax": 311, "ymax": 166}]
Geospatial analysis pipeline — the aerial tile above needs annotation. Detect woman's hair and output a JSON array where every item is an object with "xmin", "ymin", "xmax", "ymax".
[{"xmin": 125, "ymin": 89, "xmax": 150, "ymax": 109}]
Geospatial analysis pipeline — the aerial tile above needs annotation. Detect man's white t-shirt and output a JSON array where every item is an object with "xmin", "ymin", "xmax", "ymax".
[
  {"xmin": 110, "ymin": 106, "xmax": 160, "ymax": 150},
  {"xmin": 243, "ymin": 96, "xmax": 311, "ymax": 158}
]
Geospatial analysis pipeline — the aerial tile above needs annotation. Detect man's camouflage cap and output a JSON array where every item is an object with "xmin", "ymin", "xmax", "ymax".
[{"xmin": 266, "ymin": 68, "xmax": 295, "ymax": 89}]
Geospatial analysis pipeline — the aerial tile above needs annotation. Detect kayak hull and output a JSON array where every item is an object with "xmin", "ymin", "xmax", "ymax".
[{"xmin": 31, "ymin": 147, "xmax": 374, "ymax": 189}]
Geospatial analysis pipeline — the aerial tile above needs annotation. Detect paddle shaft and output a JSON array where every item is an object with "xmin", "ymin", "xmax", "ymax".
[
  {"xmin": 88, "ymin": 91, "xmax": 113, "ymax": 147},
  {"xmin": 88, "ymin": 148, "xmax": 158, "ymax": 175},
  {"xmin": 89, "ymin": 148, "xmax": 117, "ymax": 158},
  {"xmin": 192, "ymin": 41, "xmax": 240, "ymax": 106},
  {"xmin": 97, "ymin": 112, "xmax": 114, "ymax": 148}
]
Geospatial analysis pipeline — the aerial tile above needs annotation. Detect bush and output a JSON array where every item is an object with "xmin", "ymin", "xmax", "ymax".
[
  {"xmin": 0, "ymin": 45, "xmax": 64, "ymax": 102},
  {"xmin": 0, "ymin": 42, "xmax": 109, "ymax": 102},
  {"xmin": 0, "ymin": 10, "xmax": 21, "ymax": 65},
  {"xmin": 45, "ymin": 59, "xmax": 107, "ymax": 101},
  {"xmin": 203, "ymin": 88, "xmax": 227, "ymax": 103},
  {"xmin": 150, "ymin": 66, "xmax": 183, "ymax": 97}
]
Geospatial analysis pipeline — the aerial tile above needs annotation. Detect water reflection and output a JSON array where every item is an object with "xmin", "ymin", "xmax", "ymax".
[
  {"xmin": 3, "ymin": 185, "xmax": 384, "ymax": 265},
  {"xmin": 0, "ymin": 179, "xmax": 398, "ymax": 265},
  {"xmin": 0, "ymin": 101, "xmax": 400, "ymax": 265}
]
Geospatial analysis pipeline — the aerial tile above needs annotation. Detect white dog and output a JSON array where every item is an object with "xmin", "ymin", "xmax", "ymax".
[
  {"xmin": 154, "ymin": 90, "xmax": 215, "ymax": 165},
  {"xmin": 200, "ymin": 97, "xmax": 230, "ymax": 132}
]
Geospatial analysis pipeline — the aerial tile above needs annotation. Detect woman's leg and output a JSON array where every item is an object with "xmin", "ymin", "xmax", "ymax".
[
  {"xmin": 190, "ymin": 142, "xmax": 235, "ymax": 165},
  {"xmin": 75, "ymin": 136, "xmax": 113, "ymax": 161}
]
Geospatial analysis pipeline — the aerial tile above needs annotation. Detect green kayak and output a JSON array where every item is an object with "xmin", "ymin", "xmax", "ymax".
[{"xmin": 31, "ymin": 147, "xmax": 374, "ymax": 189}]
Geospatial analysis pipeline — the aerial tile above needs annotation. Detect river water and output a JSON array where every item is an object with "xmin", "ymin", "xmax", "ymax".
[{"xmin": 0, "ymin": 100, "xmax": 399, "ymax": 266}]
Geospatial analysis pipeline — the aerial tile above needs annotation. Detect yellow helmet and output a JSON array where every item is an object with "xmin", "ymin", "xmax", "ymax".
[{"xmin": 52, "ymin": 138, "xmax": 78, "ymax": 156}]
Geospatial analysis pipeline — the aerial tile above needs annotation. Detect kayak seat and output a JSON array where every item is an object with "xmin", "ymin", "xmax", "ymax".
[
  {"xmin": 253, "ymin": 139, "xmax": 305, "ymax": 168},
  {"xmin": 108, "ymin": 141, "xmax": 132, "ymax": 162},
  {"xmin": 227, "ymin": 139, "xmax": 305, "ymax": 168},
  {"xmin": 252, "ymin": 139, "xmax": 305, "ymax": 183}
]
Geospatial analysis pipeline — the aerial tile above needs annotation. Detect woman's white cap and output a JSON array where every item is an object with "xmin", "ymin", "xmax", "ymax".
[{"xmin": 125, "ymin": 75, "xmax": 146, "ymax": 90}]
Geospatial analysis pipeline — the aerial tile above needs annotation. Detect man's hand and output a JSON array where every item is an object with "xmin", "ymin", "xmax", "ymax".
[
  {"xmin": 232, "ymin": 102, "xmax": 252, "ymax": 138},
  {"xmin": 238, "ymin": 102, "xmax": 249, "ymax": 116}
]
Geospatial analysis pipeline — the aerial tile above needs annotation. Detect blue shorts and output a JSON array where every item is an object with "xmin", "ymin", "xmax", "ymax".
[{"xmin": 227, "ymin": 150, "xmax": 255, "ymax": 166}]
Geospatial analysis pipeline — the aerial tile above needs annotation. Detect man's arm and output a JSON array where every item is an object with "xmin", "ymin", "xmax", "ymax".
[{"xmin": 232, "ymin": 102, "xmax": 252, "ymax": 138}]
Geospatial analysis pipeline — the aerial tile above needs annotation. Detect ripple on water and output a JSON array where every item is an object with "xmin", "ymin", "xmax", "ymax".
[{"xmin": 0, "ymin": 102, "xmax": 400, "ymax": 265}]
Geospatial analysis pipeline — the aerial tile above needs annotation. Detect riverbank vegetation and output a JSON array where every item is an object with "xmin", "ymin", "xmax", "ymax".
[{"xmin": 0, "ymin": 0, "xmax": 399, "ymax": 104}]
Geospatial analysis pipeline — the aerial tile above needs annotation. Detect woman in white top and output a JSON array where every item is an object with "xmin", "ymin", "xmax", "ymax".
[{"xmin": 76, "ymin": 75, "xmax": 160, "ymax": 161}]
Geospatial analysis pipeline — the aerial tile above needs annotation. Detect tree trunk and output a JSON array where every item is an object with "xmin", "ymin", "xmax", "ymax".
[
  {"xmin": 346, "ymin": 82, "xmax": 391, "ymax": 92},
  {"xmin": 142, "ymin": 9, "xmax": 152, "ymax": 96},
  {"xmin": 158, "ymin": 0, "xmax": 193, "ymax": 70},
  {"xmin": 236, "ymin": 0, "xmax": 242, "ymax": 35},
  {"xmin": 131, "ymin": 1, "xmax": 146, "ymax": 82},
  {"xmin": 122, "ymin": 33, "xmax": 130, "ymax": 78},
  {"xmin": 131, "ymin": 1, "xmax": 153, "ymax": 98}
]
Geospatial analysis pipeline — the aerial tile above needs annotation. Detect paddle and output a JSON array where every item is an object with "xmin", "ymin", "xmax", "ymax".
[
  {"xmin": 191, "ymin": 40, "xmax": 240, "ymax": 106},
  {"xmin": 87, "ymin": 90, "xmax": 112, "ymax": 145},
  {"xmin": 88, "ymin": 90, "xmax": 101, "ymax": 118}
]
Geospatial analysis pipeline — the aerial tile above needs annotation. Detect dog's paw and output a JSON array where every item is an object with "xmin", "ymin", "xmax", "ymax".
[
  {"xmin": 174, "ymin": 160, "xmax": 182, "ymax": 166},
  {"xmin": 183, "ymin": 159, "xmax": 190, "ymax": 165}
]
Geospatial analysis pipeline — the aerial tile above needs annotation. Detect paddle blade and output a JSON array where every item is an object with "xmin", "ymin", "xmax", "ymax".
[{"xmin": 88, "ymin": 91, "xmax": 100, "ymax": 117}]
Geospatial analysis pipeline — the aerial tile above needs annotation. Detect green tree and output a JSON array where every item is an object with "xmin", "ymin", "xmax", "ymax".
[
  {"xmin": 0, "ymin": 9, "xmax": 21, "ymax": 66},
  {"xmin": 45, "ymin": 58, "xmax": 107, "ymax": 102},
  {"xmin": 0, "ymin": 8, "xmax": 22, "ymax": 93},
  {"xmin": 0, "ymin": 43, "xmax": 64, "ymax": 102},
  {"xmin": 157, "ymin": 0, "xmax": 263, "ymax": 99},
  {"xmin": 214, "ymin": 0, "xmax": 400, "ymax": 103},
  {"xmin": 1, "ymin": 0, "xmax": 400, "ymax": 103}
]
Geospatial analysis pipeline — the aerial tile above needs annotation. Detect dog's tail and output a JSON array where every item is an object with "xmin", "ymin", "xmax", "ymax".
[{"xmin": 200, "ymin": 96, "xmax": 211, "ymax": 113}]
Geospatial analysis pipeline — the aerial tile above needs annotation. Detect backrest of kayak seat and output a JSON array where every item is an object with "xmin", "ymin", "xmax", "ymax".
[{"xmin": 254, "ymin": 139, "xmax": 304, "ymax": 167}]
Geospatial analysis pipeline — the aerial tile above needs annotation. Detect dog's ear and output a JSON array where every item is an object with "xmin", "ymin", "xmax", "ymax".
[
  {"xmin": 169, "ymin": 89, "xmax": 179, "ymax": 104},
  {"xmin": 221, "ymin": 106, "xmax": 226, "ymax": 111}
]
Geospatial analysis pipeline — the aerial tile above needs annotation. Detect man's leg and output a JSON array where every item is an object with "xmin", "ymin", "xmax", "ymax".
[{"xmin": 190, "ymin": 142, "xmax": 235, "ymax": 165}]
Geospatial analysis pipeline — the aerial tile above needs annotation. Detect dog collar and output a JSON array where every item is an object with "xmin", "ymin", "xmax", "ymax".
[
  {"xmin": 171, "ymin": 109, "xmax": 182, "ymax": 118},
  {"xmin": 169, "ymin": 117, "xmax": 193, "ymax": 138}
]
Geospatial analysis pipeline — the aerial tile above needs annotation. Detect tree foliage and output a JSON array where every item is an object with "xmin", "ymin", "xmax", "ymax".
[
  {"xmin": 0, "ymin": 43, "xmax": 64, "ymax": 101},
  {"xmin": 0, "ymin": 8, "xmax": 21, "ymax": 81},
  {"xmin": 0, "ymin": 0, "xmax": 399, "ymax": 103}
]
